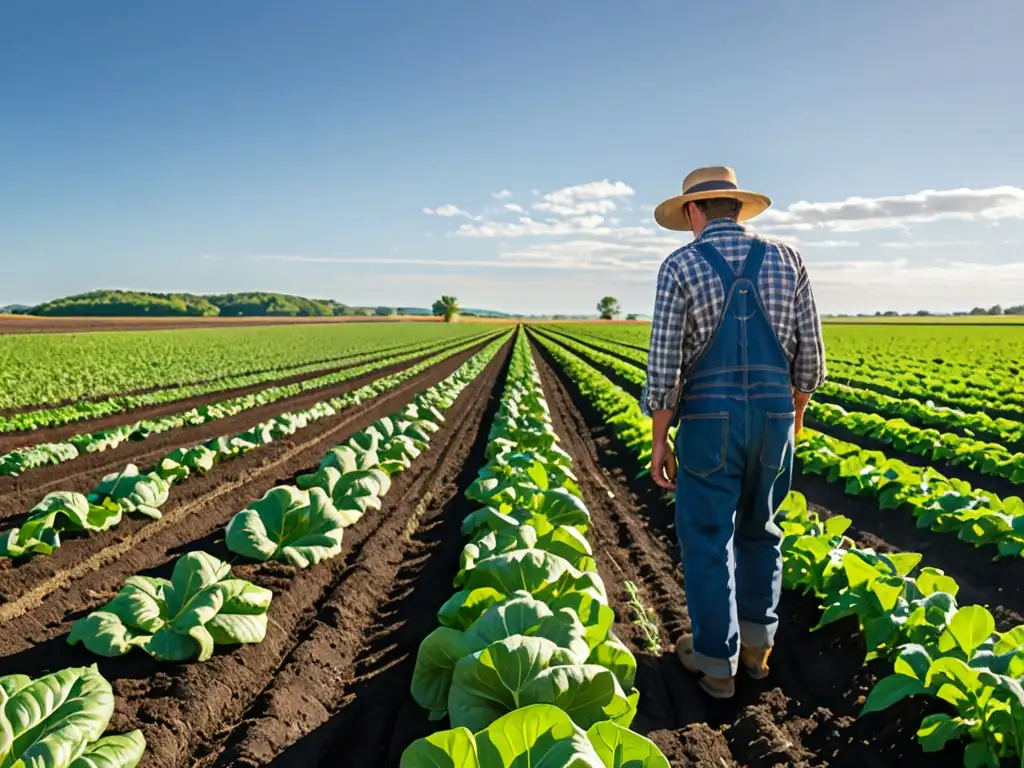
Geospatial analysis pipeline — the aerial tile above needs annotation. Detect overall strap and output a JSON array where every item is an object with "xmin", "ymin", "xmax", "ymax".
[
  {"xmin": 693, "ymin": 242, "xmax": 737, "ymax": 290},
  {"xmin": 739, "ymin": 238, "xmax": 769, "ymax": 282}
]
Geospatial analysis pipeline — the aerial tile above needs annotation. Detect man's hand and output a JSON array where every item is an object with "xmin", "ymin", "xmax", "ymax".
[
  {"xmin": 793, "ymin": 389, "xmax": 811, "ymax": 435},
  {"xmin": 651, "ymin": 439, "xmax": 676, "ymax": 490}
]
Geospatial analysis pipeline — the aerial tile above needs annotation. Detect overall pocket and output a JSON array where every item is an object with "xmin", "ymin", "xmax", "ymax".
[
  {"xmin": 760, "ymin": 412, "xmax": 796, "ymax": 472},
  {"xmin": 678, "ymin": 412, "xmax": 729, "ymax": 477}
]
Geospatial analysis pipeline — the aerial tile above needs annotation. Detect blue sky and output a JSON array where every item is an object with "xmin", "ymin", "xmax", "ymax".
[{"xmin": 2, "ymin": 1, "xmax": 1023, "ymax": 315}]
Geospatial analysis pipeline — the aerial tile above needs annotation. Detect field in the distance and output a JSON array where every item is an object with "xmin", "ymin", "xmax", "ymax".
[{"xmin": 3, "ymin": 317, "xmax": 1024, "ymax": 767}]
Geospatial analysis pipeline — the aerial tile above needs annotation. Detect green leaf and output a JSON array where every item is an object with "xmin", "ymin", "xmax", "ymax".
[
  {"xmin": 411, "ymin": 628, "xmax": 474, "ymax": 720},
  {"xmin": 860, "ymin": 674, "xmax": 927, "ymax": 715},
  {"xmin": 916, "ymin": 567, "xmax": 960, "ymax": 598},
  {"xmin": 400, "ymin": 727, "xmax": 479, "ymax": 768},
  {"xmin": 587, "ymin": 721, "xmax": 671, "ymax": 768},
  {"xmin": 68, "ymin": 730, "xmax": 147, "ymax": 768},
  {"xmin": 944, "ymin": 605, "xmax": 995, "ymax": 657},
  {"xmin": 474, "ymin": 704, "xmax": 603, "ymax": 767},
  {"xmin": 226, "ymin": 486, "xmax": 346, "ymax": 567},
  {"xmin": 0, "ymin": 665, "xmax": 120, "ymax": 768}
]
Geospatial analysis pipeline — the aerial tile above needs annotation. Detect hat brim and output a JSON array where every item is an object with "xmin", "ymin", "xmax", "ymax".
[{"xmin": 654, "ymin": 190, "xmax": 772, "ymax": 232}]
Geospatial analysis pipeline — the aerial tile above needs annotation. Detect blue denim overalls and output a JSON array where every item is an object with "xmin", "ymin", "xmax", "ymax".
[{"xmin": 674, "ymin": 237, "xmax": 795, "ymax": 678}]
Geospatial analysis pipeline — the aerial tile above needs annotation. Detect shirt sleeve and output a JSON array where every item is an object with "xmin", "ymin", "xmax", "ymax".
[
  {"xmin": 791, "ymin": 253, "xmax": 827, "ymax": 393},
  {"xmin": 641, "ymin": 255, "xmax": 686, "ymax": 415}
]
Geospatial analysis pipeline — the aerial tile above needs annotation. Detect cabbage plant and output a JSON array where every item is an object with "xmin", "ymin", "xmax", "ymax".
[
  {"xmin": 0, "ymin": 665, "xmax": 146, "ymax": 768},
  {"xmin": 68, "ymin": 551, "xmax": 272, "ymax": 661},
  {"xmin": 226, "ymin": 486, "xmax": 347, "ymax": 567},
  {"xmin": 400, "ymin": 703, "xmax": 668, "ymax": 768}
]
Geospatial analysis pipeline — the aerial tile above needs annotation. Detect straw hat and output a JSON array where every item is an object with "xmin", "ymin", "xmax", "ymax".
[{"xmin": 654, "ymin": 166, "xmax": 772, "ymax": 232}]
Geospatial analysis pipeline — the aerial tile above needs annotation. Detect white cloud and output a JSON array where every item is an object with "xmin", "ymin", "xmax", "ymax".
[
  {"xmin": 492, "ymin": 189, "xmax": 513, "ymax": 199},
  {"xmin": 422, "ymin": 204, "xmax": 480, "ymax": 220},
  {"xmin": 757, "ymin": 186, "xmax": 1024, "ymax": 233},
  {"xmin": 881, "ymin": 238, "xmax": 1022, "ymax": 248},
  {"xmin": 504, "ymin": 203, "xmax": 525, "ymax": 213},
  {"xmin": 801, "ymin": 240, "xmax": 860, "ymax": 247}
]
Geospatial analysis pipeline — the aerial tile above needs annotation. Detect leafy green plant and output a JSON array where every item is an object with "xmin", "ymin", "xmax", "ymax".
[
  {"xmin": 401, "ymin": 703, "xmax": 668, "ymax": 768},
  {"xmin": 68, "ymin": 551, "xmax": 272, "ymax": 661},
  {"xmin": 226, "ymin": 486, "xmax": 347, "ymax": 567},
  {"xmin": 0, "ymin": 491, "xmax": 121, "ymax": 558},
  {"xmin": 623, "ymin": 580, "xmax": 662, "ymax": 655},
  {"xmin": 0, "ymin": 665, "xmax": 146, "ymax": 768}
]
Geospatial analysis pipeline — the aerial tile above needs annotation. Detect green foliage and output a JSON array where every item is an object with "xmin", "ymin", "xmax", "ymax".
[
  {"xmin": 433, "ymin": 296, "xmax": 460, "ymax": 322},
  {"xmin": 400, "ymin": 703, "xmax": 669, "ymax": 768},
  {"xmin": 29, "ymin": 289, "xmax": 346, "ymax": 318},
  {"xmin": 0, "ymin": 665, "xmax": 146, "ymax": 768},
  {"xmin": 405, "ymin": 331, "xmax": 664, "ymax": 765},
  {"xmin": 596, "ymin": 297, "xmax": 620, "ymax": 320},
  {"xmin": 0, "ymin": 322, "xmax": 493, "ymax": 413},
  {"xmin": 68, "ymin": 551, "xmax": 273, "ymax": 662}
]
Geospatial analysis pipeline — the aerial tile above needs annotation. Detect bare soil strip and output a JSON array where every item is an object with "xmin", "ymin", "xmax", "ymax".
[
  {"xmin": 0, "ymin": 339, "xmax": 510, "ymax": 768},
  {"xmin": 0, "ymin": 339, "xmax": 494, "ymax": 622},
  {"xmin": 530, "ymin": 332, "xmax": 968, "ymax": 768}
]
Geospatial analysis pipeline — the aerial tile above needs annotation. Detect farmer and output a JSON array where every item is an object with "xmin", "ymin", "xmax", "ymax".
[{"xmin": 642, "ymin": 166, "xmax": 826, "ymax": 699}]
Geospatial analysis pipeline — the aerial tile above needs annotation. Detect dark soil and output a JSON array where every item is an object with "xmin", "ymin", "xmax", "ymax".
[
  {"xmin": 530, "ymin": 329, "xmax": 968, "ymax": 768},
  {"xmin": 0, "ymin": 338, "xmax": 511, "ymax": 768}
]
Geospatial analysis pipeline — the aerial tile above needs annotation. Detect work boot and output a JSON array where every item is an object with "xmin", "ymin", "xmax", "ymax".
[
  {"xmin": 675, "ymin": 635, "xmax": 735, "ymax": 699},
  {"xmin": 740, "ymin": 645, "xmax": 771, "ymax": 679}
]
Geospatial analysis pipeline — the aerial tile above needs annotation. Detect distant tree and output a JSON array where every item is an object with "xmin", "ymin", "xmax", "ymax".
[
  {"xmin": 969, "ymin": 306, "xmax": 988, "ymax": 315},
  {"xmin": 626, "ymin": 313, "xmax": 639, "ymax": 321},
  {"xmin": 597, "ymin": 296, "xmax": 621, "ymax": 320},
  {"xmin": 1006, "ymin": 304, "xmax": 1024, "ymax": 315},
  {"xmin": 874, "ymin": 310, "xmax": 882, "ymax": 316},
  {"xmin": 433, "ymin": 296, "xmax": 460, "ymax": 322},
  {"xmin": 989, "ymin": 304, "xmax": 1004, "ymax": 316},
  {"xmin": 882, "ymin": 310, "xmax": 898, "ymax": 316},
  {"xmin": 915, "ymin": 309, "xmax": 931, "ymax": 316},
  {"xmin": 374, "ymin": 306, "xmax": 396, "ymax": 316}
]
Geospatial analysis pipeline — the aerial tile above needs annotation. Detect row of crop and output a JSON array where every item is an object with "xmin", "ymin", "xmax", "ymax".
[
  {"xmin": 807, "ymin": 400, "xmax": 1024, "ymax": 485},
  {"xmin": 817, "ymin": 380, "xmax": 1024, "ymax": 445},
  {"xmin": 0, "ymin": 328, "xmax": 497, "ymax": 440},
  {"xmin": 2, "ymin": 337, "xmax": 508, "ymax": 768},
  {"xmin": 0, "ymin": 322, "xmax": 494, "ymax": 411},
  {"xmin": 535, "ymin": 331, "xmax": 1024, "ymax": 766},
  {"xmin": 0, "ymin": 333, "xmax": 508, "ymax": 559},
  {"xmin": 826, "ymin": 353, "xmax": 1024, "ymax": 397},
  {"xmin": 795, "ymin": 428, "xmax": 1024, "ymax": 557},
  {"xmin": 825, "ymin": 358, "xmax": 1024, "ymax": 414},
  {"xmin": 543, "ymin": 323, "xmax": 1024, "ymax": 446},
  {"xmin": 401, "ymin": 331, "xmax": 669, "ymax": 767}
]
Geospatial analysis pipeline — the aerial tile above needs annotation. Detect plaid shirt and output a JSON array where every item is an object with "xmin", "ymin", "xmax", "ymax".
[{"xmin": 641, "ymin": 218, "xmax": 827, "ymax": 415}]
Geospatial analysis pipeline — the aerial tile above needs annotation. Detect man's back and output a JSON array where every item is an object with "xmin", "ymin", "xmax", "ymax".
[{"xmin": 643, "ymin": 218, "xmax": 826, "ymax": 416}]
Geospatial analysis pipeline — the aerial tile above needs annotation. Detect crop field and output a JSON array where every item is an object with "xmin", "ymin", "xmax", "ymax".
[{"xmin": 4, "ymin": 318, "xmax": 1024, "ymax": 767}]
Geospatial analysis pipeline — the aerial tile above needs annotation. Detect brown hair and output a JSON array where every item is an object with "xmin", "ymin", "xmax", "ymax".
[{"xmin": 691, "ymin": 197, "xmax": 742, "ymax": 221}]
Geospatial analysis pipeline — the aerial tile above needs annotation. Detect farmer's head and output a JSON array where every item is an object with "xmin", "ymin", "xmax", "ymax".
[{"xmin": 685, "ymin": 198, "xmax": 743, "ymax": 236}]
